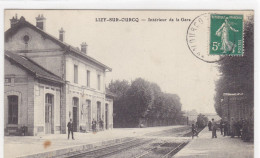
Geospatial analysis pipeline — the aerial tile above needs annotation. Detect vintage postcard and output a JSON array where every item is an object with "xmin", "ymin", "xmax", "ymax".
[{"xmin": 3, "ymin": 10, "xmax": 254, "ymax": 158}]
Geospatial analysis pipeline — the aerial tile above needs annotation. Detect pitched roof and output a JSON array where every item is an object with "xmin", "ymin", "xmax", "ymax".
[
  {"xmin": 5, "ymin": 51, "xmax": 64, "ymax": 84},
  {"xmin": 5, "ymin": 16, "xmax": 112, "ymax": 71}
]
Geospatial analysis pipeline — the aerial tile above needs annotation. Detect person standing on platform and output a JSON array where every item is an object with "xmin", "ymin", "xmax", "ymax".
[
  {"xmin": 230, "ymin": 118, "xmax": 235, "ymax": 138},
  {"xmin": 99, "ymin": 119, "xmax": 104, "ymax": 131},
  {"xmin": 208, "ymin": 121, "xmax": 212, "ymax": 131},
  {"xmin": 92, "ymin": 118, "xmax": 97, "ymax": 133},
  {"xmin": 223, "ymin": 120, "xmax": 229, "ymax": 136},
  {"xmin": 212, "ymin": 118, "xmax": 217, "ymax": 138},
  {"xmin": 238, "ymin": 118, "xmax": 244, "ymax": 138},
  {"xmin": 220, "ymin": 119, "xmax": 224, "ymax": 135},
  {"xmin": 67, "ymin": 119, "xmax": 74, "ymax": 140}
]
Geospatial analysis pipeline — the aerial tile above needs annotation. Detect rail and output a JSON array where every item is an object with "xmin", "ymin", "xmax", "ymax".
[{"xmin": 66, "ymin": 138, "xmax": 153, "ymax": 158}]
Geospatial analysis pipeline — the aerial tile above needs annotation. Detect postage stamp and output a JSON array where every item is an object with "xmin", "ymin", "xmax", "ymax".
[{"xmin": 210, "ymin": 14, "xmax": 244, "ymax": 56}]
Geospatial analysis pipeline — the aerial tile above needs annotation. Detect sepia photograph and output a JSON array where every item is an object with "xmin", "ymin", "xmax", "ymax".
[{"xmin": 3, "ymin": 10, "xmax": 254, "ymax": 158}]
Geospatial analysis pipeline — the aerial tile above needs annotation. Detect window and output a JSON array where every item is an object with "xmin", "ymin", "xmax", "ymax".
[
  {"xmin": 73, "ymin": 97, "xmax": 79, "ymax": 107},
  {"xmin": 74, "ymin": 65, "xmax": 78, "ymax": 84},
  {"xmin": 97, "ymin": 101, "xmax": 101, "ymax": 121},
  {"xmin": 87, "ymin": 70, "xmax": 90, "ymax": 87},
  {"xmin": 97, "ymin": 74, "xmax": 101, "ymax": 90},
  {"xmin": 8, "ymin": 95, "xmax": 18, "ymax": 124},
  {"xmin": 23, "ymin": 35, "xmax": 30, "ymax": 44}
]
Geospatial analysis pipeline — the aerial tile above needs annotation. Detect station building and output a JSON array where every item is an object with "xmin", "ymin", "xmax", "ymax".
[
  {"xmin": 221, "ymin": 93, "xmax": 253, "ymax": 123},
  {"xmin": 4, "ymin": 15, "xmax": 114, "ymax": 136}
]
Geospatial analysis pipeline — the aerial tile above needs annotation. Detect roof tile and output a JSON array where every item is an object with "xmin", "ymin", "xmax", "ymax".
[{"xmin": 5, "ymin": 51, "xmax": 64, "ymax": 84}]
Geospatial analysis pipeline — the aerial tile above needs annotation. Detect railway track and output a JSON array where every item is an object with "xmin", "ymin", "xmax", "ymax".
[
  {"xmin": 161, "ymin": 142, "xmax": 188, "ymax": 158},
  {"xmin": 65, "ymin": 138, "xmax": 154, "ymax": 158},
  {"xmin": 145, "ymin": 126, "xmax": 190, "ymax": 137},
  {"xmin": 64, "ymin": 126, "xmax": 192, "ymax": 158},
  {"xmin": 134, "ymin": 141, "xmax": 167, "ymax": 158},
  {"xmin": 134, "ymin": 141, "xmax": 188, "ymax": 158}
]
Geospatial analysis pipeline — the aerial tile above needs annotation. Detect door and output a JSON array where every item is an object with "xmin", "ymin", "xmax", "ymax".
[
  {"xmin": 73, "ymin": 107, "xmax": 77, "ymax": 132},
  {"xmin": 105, "ymin": 104, "xmax": 109, "ymax": 129},
  {"xmin": 45, "ymin": 94, "xmax": 53, "ymax": 134},
  {"xmin": 72, "ymin": 97, "xmax": 79, "ymax": 132}
]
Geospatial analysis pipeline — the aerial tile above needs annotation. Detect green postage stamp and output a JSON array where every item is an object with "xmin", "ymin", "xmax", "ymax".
[{"xmin": 210, "ymin": 14, "xmax": 243, "ymax": 55}]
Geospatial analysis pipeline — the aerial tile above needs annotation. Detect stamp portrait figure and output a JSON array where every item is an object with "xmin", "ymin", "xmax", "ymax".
[{"xmin": 216, "ymin": 17, "xmax": 239, "ymax": 53}]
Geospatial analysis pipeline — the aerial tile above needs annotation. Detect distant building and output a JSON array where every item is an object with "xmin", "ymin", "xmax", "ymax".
[
  {"xmin": 183, "ymin": 109, "xmax": 198, "ymax": 123},
  {"xmin": 4, "ymin": 15, "xmax": 113, "ymax": 136},
  {"xmin": 202, "ymin": 113, "xmax": 221, "ymax": 121}
]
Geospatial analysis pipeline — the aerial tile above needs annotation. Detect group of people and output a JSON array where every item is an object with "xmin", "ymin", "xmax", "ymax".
[
  {"xmin": 208, "ymin": 118, "xmax": 251, "ymax": 141},
  {"xmin": 91, "ymin": 118, "xmax": 104, "ymax": 133},
  {"xmin": 208, "ymin": 119, "xmax": 217, "ymax": 138},
  {"xmin": 67, "ymin": 118, "xmax": 104, "ymax": 140}
]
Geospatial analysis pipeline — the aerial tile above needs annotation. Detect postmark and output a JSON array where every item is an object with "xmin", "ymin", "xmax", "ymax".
[
  {"xmin": 210, "ymin": 14, "xmax": 243, "ymax": 56},
  {"xmin": 186, "ymin": 13, "xmax": 244, "ymax": 63}
]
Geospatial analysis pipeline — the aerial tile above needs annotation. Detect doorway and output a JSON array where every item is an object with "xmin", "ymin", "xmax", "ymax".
[
  {"xmin": 73, "ymin": 97, "xmax": 79, "ymax": 132},
  {"xmin": 45, "ymin": 94, "xmax": 54, "ymax": 134}
]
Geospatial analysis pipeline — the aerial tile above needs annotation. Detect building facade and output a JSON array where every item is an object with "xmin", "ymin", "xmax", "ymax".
[
  {"xmin": 4, "ymin": 15, "xmax": 113, "ymax": 136},
  {"xmin": 222, "ymin": 93, "xmax": 253, "ymax": 123}
]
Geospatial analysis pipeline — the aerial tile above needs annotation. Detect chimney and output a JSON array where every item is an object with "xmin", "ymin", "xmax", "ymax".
[
  {"xmin": 59, "ymin": 27, "xmax": 65, "ymax": 42},
  {"xmin": 81, "ymin": 42, "xmax": 88, "ymax": 54},
  {"xmin": 35, "ymin": 14, "xmax": 46, "ymax": 30},
  {"xmin": 10, "ymin": 14, "xmax": 19, "ymax": 28}
]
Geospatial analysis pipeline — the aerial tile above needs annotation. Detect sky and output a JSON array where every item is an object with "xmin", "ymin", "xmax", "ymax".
[{"xmin": 4, "ymin": 10, "xmax": 223, "ymax": 113}]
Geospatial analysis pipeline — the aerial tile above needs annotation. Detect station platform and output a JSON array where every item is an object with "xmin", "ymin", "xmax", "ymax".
[
  {"xmin": 174, "ymin": 128, "xmax": 254, "ymax": 158},
  {"xmin": 4, "ymin": 125, "xmax": 186, "ymax": 158}
]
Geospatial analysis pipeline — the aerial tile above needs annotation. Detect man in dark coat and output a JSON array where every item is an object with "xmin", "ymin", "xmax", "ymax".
[
  {"xmin": 99, "ymin": 119, "xmax": 104, "ymax": 131},
  {"xmin": 208, "ymin": 121, "xmax": 212, "ymax": 131},
  {"xmin": 220, "ymin": 119, "xmax": 224, "ymax": 135},
  {"xmin": 92, "ymin": 118, "xmax": 97, "ymax": 132},
  {"xmin": 230, "ymin": 118, "xmax": 235, "ymax": 138},
  {"xmin": 67, "ymin": 119, "xmax": 74, "ymax": 140},
  {"xmin": 223, "ymin": 120, "xmax": 229, "ymax": 136},
  {"xmin": 212, "ymin": 119, "xmax": 217, "ymax": 138}
]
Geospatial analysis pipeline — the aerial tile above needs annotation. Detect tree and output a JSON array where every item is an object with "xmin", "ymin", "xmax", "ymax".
[
  {"xmin": 214, "ymin": 17, "xmax": 254, "ymax": 117},
  {"xmin": 108, "ymin": 80, "xmax": 130, "ymax": 127},
  {"xmin": 126, "ymin": 78, "xmax": 153, "ymax": 127},
  {"xmin": 108, "ymin": 78, "xmax": 185, "ymax": 127}
]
